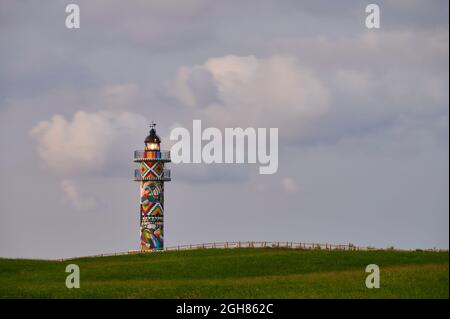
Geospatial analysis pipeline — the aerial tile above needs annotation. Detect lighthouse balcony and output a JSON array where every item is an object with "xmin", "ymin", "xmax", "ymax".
[
  {"xmin": 134, "ymin": 168, "xmax": 171, "ymax": 182},
  {"xmin": 133, "ymin": 150, "xmax": 171, "ymax": 162}
]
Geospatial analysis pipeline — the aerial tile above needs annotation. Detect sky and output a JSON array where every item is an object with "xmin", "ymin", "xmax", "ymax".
[{"xmin": 0, "ymin": 0, "xmax": 448, "ymax": 259}]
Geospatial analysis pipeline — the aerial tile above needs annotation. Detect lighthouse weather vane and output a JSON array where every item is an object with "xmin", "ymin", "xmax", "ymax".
[{"xmin": 133, "ymin": 122, "xmax": 171, "ymax": 251}]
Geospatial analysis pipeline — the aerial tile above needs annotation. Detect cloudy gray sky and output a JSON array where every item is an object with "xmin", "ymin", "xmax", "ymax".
[{"xmin": 0, "ymin": 0, "xmax": 448, "ymax": 258}]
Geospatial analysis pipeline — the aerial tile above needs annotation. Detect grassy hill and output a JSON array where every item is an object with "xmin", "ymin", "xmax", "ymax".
[{"xmin": 0, "ymin": 248, "xmax": 448, "ymax": 298}]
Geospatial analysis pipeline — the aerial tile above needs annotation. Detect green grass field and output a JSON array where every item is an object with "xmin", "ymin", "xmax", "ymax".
[{"xmin": 0, "ymin": 248, "xmax": 448, "ymax": 298}]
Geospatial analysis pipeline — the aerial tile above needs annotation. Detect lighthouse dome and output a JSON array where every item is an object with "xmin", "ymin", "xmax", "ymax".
[
  {"xmin": 145, "ymin": 125, "xmax": 161, "ymax": 151},
  {"xmin": 145, "ymin": 128, "xmax": 161, "ymax": 144}
]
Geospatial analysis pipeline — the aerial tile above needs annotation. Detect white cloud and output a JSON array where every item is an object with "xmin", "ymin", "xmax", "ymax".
[
  {"xmin": 171, "ymin": 48, "xmax": 448, "ymax": 146},
  {"xmin": 171, "ymin": 55, "xmax": 330, "ymax": 141},
  {"xmin": 30, "ymin": 110, "xmax": 147, "ymax": 175}
]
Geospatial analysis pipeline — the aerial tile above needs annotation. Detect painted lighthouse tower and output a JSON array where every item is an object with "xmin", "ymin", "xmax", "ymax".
[{"xmin": 133, "ymin": 123, "xmax": 171, "ymax": 251}]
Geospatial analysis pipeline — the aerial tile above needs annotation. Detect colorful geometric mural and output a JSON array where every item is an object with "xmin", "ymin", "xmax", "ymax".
[
  {"xmin": 134, "ymin": 125, "xmax": 170, "ymax": 252},
  {"xmin": 140, "ymin": 221, "xmax": 163, "ymax": 250},
  {"xmin": 140, "ymin": 161, "xmax": 164, "ymax": 179},
  {"xmin": 140, "ymin": 179, "xmax": 164, "ymax": 250},
  {"xmin": 144, "ymin": 150, "xmax": 162, "ymax": 160},
  {"xmin": 140, "ymin": 181, "xmax": 164, "ymax": 215}
]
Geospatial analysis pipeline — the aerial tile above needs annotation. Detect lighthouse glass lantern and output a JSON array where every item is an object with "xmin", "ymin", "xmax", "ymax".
[{"xmin": 133, "ymin": 123, "xmax": 171, "ymax": 251}]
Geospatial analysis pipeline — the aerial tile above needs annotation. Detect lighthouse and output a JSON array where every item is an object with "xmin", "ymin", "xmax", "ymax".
[{"xmin": 133, "ymin": 123, "xmax": 171, "ymax": 251}]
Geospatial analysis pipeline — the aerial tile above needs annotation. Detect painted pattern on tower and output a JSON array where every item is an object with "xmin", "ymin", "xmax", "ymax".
[
  {"xmin": 134, "ymin": 124, "xmax": 171, "ymax": 252},
  {"xmin": 140, "ymin": 161, "xmax": 164, "ymax": 180},
  {"xmin": 140, "ymin": 168, "xmax": 164, "ymax": 250},
  {"xmin": 140, "ymin": 179, "xmax": 164, "ymax": 217},
  {"xmin": 141, "ymin": 223, "xmax": 163, "ymax": 250}
]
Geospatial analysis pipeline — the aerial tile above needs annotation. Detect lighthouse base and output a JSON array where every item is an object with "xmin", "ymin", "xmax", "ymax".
[{"xmin": 140, "ymin": 217, "xmax": 164, "ymax": 251}]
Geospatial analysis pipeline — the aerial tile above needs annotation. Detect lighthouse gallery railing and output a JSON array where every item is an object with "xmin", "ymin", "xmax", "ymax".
[{"xmin": 134, "ymin": 168, "xmax": 171, "ymax": 181}]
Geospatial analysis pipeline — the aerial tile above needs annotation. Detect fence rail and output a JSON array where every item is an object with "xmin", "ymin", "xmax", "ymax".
[
  {"xmin": 163, "ymin": 241, "xmax": 367, "ymax": 251},
  {"xmin": 57, "ymin": 241, "xmax": 448, "ymax": 261}
]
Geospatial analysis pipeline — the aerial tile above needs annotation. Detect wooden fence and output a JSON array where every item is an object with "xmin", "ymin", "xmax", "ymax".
[
  {"xmin": 162, "ymin": 241, "xmax": 367, "ymax": 251},
  {"xmin": 57, "ymin": 241, "xmax": 448, "ymax": 261}
]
